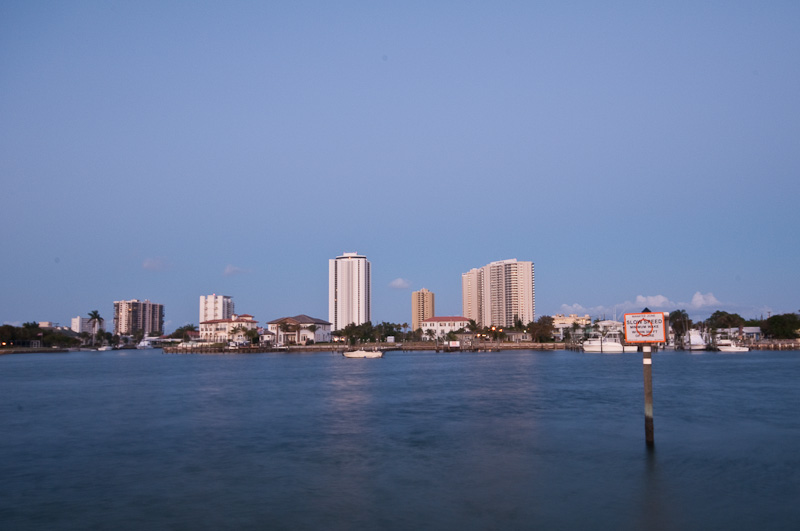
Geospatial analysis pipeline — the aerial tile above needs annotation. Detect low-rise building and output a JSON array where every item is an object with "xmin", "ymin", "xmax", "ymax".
[
  {"xmin": 199, "ymin": 314, "xmax": 258, "ymax": 344},
  {"xmin": 267, "ymin": 315, "xmax": 332, "ymax": 345},
  {"xmin": 552, "ymin": 314, "xmax": 594, "ymax": 341},
  {"xmin": 420, "ymin": 316, "xmax": 470, "ymax": 339},
  {"xmin": 71, "ymin": 316, "xmax": 102, "ymax": 335}
]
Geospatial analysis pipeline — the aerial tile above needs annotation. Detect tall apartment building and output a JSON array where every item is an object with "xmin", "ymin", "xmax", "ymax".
[
  {"xmin": 199, "ymin": 294, "xmax": 234, "ymax": 324},
  {"xmin": 113, "ymin": 299, "xmax": 164, "ymax": 336},
  {"xmin": 329, "ymin": 251, "xmax": 371, "ymax": 331},
  {"xmin": 461, "ymin": 259, "xmax": 535, "ymax": 328},
  {"xmin": 461, "ymin": 268, "xmax": 483, "ymax": 326},
  {"xmin": 411, "ymin": 288, "xmax": 435, "ymax": 332}
]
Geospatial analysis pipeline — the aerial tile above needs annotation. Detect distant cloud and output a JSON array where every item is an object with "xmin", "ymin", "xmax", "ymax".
[
  {"xmin": 389, "ymin": 278, "xmax": 411, "ymax": 289},
  {"xmin": 689, "ymin": 292, "xmax": 720, "ymax": 308},
  {"xmin": 634, "ymin": 295, "xmax": 675, "ymax": 308},
  {"xmin": 559, "ymin": 291, "xmax": 724, "ymax": 320},
  {"xmin": 223, "ymin": 264, "xmax": 249, "ymax": 277},
  {"xmin": 142, "ymin": 257, "xmax": 167, "ymax": 271},
  {"xmin": 559, "ymin": 303, "xmax": 589, "ymax": 314}
]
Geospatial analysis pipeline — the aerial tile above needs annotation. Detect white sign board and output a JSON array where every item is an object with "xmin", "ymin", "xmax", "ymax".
[{"xmin": 624, "ymin": 312, "xmax": 667, "ymax": 343}]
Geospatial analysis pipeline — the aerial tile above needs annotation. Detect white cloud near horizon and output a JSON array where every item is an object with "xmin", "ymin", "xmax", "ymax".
[
  {"xmin": 223, "ymin": 264, "xmax": 249, "ymax": 277},
  {"xmin": 689, "ymin": 291, "xmax": 721, "ymax": 308},
  {"xmin": 389, "ymin": 278, "xmax": 411, "ymax": 289},
  {"xmin": 559, "ymin": 291, "xmax": 724, "ymax": 319},
  {"xmin": 142, "ymin": 257, "xmax": 167, "ymax": 271},
  {"xmin": 634, "ymin": 295, "xmax": 676, "ymax": 308}
]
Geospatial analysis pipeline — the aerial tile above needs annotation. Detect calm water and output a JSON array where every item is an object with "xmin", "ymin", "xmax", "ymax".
[{"xmin": 1, "ymin": 349, "xmax": 799, "ymax": 530}]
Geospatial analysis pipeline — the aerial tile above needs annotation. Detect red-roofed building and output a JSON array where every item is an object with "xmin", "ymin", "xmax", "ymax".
[
  {"xmin": 199, "ymin": 314, "xmax": 258, "ymax": 344},
  {"xmin": 420, "ymin": 316, "xmax": 470, "ymax": 339}
]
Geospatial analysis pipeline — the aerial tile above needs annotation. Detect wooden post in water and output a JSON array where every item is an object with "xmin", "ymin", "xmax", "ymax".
[
  {"xmin": 625, "ymin": 310, "xmax": 665, "ymax": 448},
  {"xmin": 642, "ymin": 345, "xmax": 654, "ymax": 448}
]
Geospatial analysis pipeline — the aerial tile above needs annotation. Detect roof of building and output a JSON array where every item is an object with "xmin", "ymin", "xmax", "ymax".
[
  {"xmin": 267, "ymin": 314, "xmax": 331, "ymax": 326},
  {"xmin": 199, "ymin": 314, "xmax": 257, "ymax": 325},
  {"xmin": 421, "ymin": 316, "xmax": 469, "ymax": 323}
]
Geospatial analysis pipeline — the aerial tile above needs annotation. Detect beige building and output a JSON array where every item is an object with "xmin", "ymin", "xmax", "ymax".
[
  {"xmin": 411, "ymin": 288, "xmax": 435, "ymax": 332},
  {"xmin": 552, "ymin": 314, "xmax": 592, "ymax": 327},
  {"xmin": 462, "ymin": 259, "xmax": 535, "ymax": 328},
  {"xmin": 199, "ymin": 314, "xmax": 258, "ymax": 344},
  {"xmin": 461, "ymin": 268, "xmax": 482, "ymax": 326}
]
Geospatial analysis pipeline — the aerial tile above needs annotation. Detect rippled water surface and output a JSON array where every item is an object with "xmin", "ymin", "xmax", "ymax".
[{"xmin": 1, "ymin": 349, "xmax": 799, "ymax": 530}]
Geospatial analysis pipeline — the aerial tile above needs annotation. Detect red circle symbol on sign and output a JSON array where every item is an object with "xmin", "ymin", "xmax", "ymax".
[{"xmin": 635, "ymin": 318, "xmax": 654, "ymax": 336}]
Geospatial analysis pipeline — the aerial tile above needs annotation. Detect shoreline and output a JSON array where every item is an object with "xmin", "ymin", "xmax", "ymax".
[
  {"xmin": 5, "ymin": 340, "xmax": 800, "ymax": 356},
  {"xmin": 162, "ymin": 342, "xmax": 567, "ymax": 354}
]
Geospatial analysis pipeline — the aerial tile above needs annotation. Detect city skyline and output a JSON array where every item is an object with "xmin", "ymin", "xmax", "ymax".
[{"xmin": 2, "ymin": 3, "xmax": 798, "ymax": 330}]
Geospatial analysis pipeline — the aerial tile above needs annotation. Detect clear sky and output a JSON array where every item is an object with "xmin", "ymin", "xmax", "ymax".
[{"xmin": 2, "ymin": 1, "xmax": 799, "ymax": 332}]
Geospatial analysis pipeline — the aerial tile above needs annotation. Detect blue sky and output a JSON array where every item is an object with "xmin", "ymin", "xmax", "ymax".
[{"xmin": 2, "ymin": 1, "xmax": 799, "ymax": 332}]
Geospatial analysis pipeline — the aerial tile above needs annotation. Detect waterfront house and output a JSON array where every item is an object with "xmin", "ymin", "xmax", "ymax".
[
  {"xmin": 199, "ymin": 314, "xmax": 258, "ymax": 344},
  {"xmin": 420, "ymin": 316, "xmax": 470, "ymax": 340},
  {"xmin": 267, "ymin": 315, "xmax": 332, "ymax": 345}
]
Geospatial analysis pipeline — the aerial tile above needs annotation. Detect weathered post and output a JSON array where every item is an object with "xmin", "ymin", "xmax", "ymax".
[
  {"xmin": 642, "ymin": 345, "xmax": 654, "ymax": 448},
  {"xmin": 624, "ymin": 310, "xmax": 666, "ymax": 448}
]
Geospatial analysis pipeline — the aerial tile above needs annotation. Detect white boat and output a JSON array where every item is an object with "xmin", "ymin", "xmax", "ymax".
[
  {"xmin": 582, "ymin": 331, "xmax": 625, "ymax": 353},
  {"xmin": 716, "ymin": 338, "xmax": 749, "ymax": 352},
  {"xmin": 137, "ymin": 339, "xmax": 153, "ymax": 349},
  {"xmin": 685, "ymin": 330, "xmax": 708, "ymax": 351},
  {"xmin": 343, "ymin": 349, "xmax": 383, "ymax": 358},
  {"xmin": 97, "ymin": 346, "xmax": 113, "ymax": 351}
]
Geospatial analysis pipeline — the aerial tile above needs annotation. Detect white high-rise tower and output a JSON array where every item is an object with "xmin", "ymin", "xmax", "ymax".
[
  {"xmin": 329, "ymin": 252, "xmax": 371, "ymax": 331},
  {"xmin": 199, "ymin": 294, "xmax": 234, "ymax": 324}
]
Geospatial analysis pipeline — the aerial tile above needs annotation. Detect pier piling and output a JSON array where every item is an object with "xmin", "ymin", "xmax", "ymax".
[{"xmin": 642, "ymin": 345, "xmax": 654, "ymax": 448}]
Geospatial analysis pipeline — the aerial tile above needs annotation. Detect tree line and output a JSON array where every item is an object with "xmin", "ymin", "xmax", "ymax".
[
  {"xmin": 0, "ymin": 322, "xmax": 81, "ymax": 348},
  {"xmin": 334, "ymin": 316, "xmax": 556, "ymax": 346},
  {"xmin": 668, "ymin": 310, "xmax": 800, "ymax": 342}
]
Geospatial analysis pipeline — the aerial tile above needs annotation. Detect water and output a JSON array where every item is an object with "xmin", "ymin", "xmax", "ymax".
[{"xmin": 1, "ymin": 349, "xmax": 799, "ymax": 530}]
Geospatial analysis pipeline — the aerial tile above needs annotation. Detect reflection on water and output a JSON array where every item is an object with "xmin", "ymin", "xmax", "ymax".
[{"xmin": 1, "ymin": 350, "xmax": 799, "ymax": 530}]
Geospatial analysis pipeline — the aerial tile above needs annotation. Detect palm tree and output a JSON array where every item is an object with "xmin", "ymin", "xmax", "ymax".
[
  {"xmin": 278, "ymin": 321, "xmax": 299, "ymax": 345},
  {"xmin": 88, "ymin": 310, "xmax": 102, "ymax": 346},
  {"xmin": 669, "ymin": 309, "xmax": 690, "ymax": 347},
  {"xmin": 306, "ymin": 324, "xmax": 318, "ymax": 344},
  {"xmin": 245, "ymin": 328, "xmax": 260, "ymax": 345},
  {"xmin": 228, "ymin": 325, "xmax": 246, "ymax": 345}
]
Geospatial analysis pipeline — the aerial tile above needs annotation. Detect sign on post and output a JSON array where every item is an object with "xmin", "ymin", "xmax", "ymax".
[{"xmin": 624, "ymin": 312, "xmax": 667, "ymax": 344}]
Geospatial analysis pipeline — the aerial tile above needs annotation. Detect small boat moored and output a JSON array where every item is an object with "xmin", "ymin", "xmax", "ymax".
[
  {"xmin": 343, "ymin": 349, "xmax": 384, "ymax": 359},
  {"xmin": 716, "ymin": 338, "xmax": 749, "ymax": 352},
  {"xmin": 582, "ymin": 331, "xmax": 625, "ymax": 353}
]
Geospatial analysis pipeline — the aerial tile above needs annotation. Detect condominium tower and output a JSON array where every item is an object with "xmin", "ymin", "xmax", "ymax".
[
  {"xmin": 199, "ymin": 294, "xmax": 234, "ymax": 324},
  {"xmin": 329, "ymin": 252, "xmax": 371, "ymax": 331},
  {"xmin": 411, "ymin": 288, "xmax": 435, "ymax": 332},
  {"xmin": 461, "ymin": 259, "xmax": 535, "ymax": 328},
  {"xmin": 113, "ymin": 299, "xmax": 164, "ymax": 336}
]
